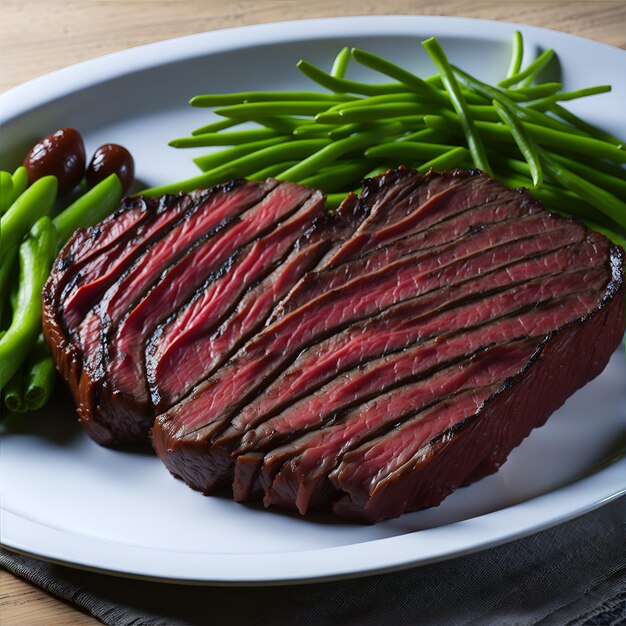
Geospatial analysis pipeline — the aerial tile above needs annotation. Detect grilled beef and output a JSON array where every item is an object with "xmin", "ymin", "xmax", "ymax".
[
  {"xmin": 43, "ymin": 168, "xmax": 625, "ymax": 522},
  {"xmin": 43, "ymin": 179, "xmax": 353, "ymax": 445}
]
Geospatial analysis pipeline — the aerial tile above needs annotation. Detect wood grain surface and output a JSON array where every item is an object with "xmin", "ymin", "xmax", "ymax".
[{"xmin": 1, "ymin": 1, "xmax": 624, "ymax": 624}]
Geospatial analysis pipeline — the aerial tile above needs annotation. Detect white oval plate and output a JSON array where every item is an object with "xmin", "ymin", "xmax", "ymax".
[{"xmin": 1, "ymin": 16, "xmax": 625, "ymax": 585}]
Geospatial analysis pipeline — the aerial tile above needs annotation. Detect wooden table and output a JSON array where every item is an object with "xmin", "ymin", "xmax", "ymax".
[{"xmin": 1, "ymin": 1, "xmax": 624, "ymax": 623}]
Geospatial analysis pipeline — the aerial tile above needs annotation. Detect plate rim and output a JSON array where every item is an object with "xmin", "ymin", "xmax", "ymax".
[
  {"xmin": 1, "ymin": 14, "xmax": 623, "ymax": 122},
  {"xmin": 1, "ymin": 14, "xmax": 625, "ymax": 585},
  {"xmin": 2, "ymin": 460, "xmax": 624, "ymax": 585}
]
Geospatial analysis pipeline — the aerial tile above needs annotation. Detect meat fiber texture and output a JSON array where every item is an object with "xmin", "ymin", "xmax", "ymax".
[{"xmin": 43, "ymin": 169, "xmax": 625, "ymax": 523}]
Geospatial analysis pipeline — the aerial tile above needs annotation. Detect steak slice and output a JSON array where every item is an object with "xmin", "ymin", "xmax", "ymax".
[
  {"xmin": 322, "ymin": 169, "xmax": 521, "ymax": 268},
  {"xmin": 45, "ymin": 179, "xmax": 273, "ymax": 408},
  {"xmin": 43, "ymin": 193, "xmax": 183, "ymax": 386},
  {"xmin": 74, "ymin": 180, "xmax": 280, "ymax": 444}
]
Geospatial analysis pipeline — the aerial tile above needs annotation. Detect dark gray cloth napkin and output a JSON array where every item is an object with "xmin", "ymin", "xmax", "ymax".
[{"xmin": 2, "ymin": 497, "xmax": 624, "ymax": 626}]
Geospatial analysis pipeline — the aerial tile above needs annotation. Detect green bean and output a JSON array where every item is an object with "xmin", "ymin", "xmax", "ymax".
[
  {"xmin": 550, "ymin": 85, "xmax": 611, "ymax": 102},
  {"xmin": 423, "ymin": 73, "xmax": 488, "ymax": 104},
  {"xmin": 24, "ymin": 338, "xmax": 56, "ymax": 412},
  {"xmin": 499, "ymin": 49, "xmax": 554, "ymax": 88},
  {"xmin": 190, "ymin": 91, "xmax": 353, "ymax": 107},
  {"xmin": 143, "ymin": 139, "xmax": 332, "ymax": 196},
  {"xmin": 505, "ymin": 31, "xmax": 524, "ymax": 79},
  {"xmin": 526, "ymin": 89, "xmax": 612, "ymax": 116},
  {"xmin": 539, "ymin": 151, "xmax": 626, "ymax": 229},
  {"xmin": 320, "ymin": 102, "xmax": 497, "ymax": 124},
  {"xmin": 191, "ymin": 118, "xmax": 241, "ymax": 136},
  {"xmin": 297, "ymin": 59, "xmax": 409, "ymax": 95},
  {"xmin": 215, "ymin": 101, "xmax": 346, "ymax": 119},
  {"xmin": 401, "ymin": 128, "xmax": 454, "ymax": 143},
  {"xmin": 425, "ymin": 114, "xmax": 626, "ymax": 162},
  {"xmin": 493, "ymin": 100, "xmax": 542, "ymax": 186},
  {"xmin": 321, "ymin": 89, "xmax": 482, "ymax": 111},
  {"xmin": 350, "ymin": 47, "xmax": 447, "ymax": 103},
  {"xmin": 422, "ymin": 37, "xmax": 492, "ymax": 174},
  {"xmin": 301, "ymin": 160, "xmax": 373, "ymax": 192},
  {"xmin": 141, "ymin": 168, "xmax": 240, "ymax": 197},
  {"xmin": 291, "ymin": 123, "xmax": 336, "ymax": 138},
  {"xmin": 547, "ymin": 152, "xmax": 626, "ymax": 197},
  {"xmin": 327, "ymin": 123, "xmax": 372, "ymax": 139},
  {"xmin": 0, "ymin": 176, "xmax": 57, "ymax": 263},
  {"xmin": 416, "ymin": 147, "xmax": 470, "ymax": 174},
  {"xmin": 512, "ymin": 106, "xmax": 586, "ymax": 136},
  {"xmin": 0, "ymin": 171, "xmax": 13, "ymax": 214},
  {"xmin": 10, "ymin": 166, "xmax": 29, "ymax": 204},
  {"xmin": 468, "ymin": 105, "xmax": 503, "ymax": 122},
  {"xmin": 0, "ymin": 245, "xmax": 17, "ymax": 323},
  {"xmin": 452, "ymin": 66, "xmax": 584, "ymax": 135},
  {"xmin": 331, "ymin": 47, "xmax": 351, "ymax": 78},
  {"xmin": 321, "ymin": 114, "xmax": 421, "ymax": 130},
  {"xmin": 548, "ymin": 103, "xmax": 625, "ymax": 147},
  {"xmin": 558, "ymin": 151, "xmax": 625, "ymax": 178},
  {"xmin": 351, "ymin": 49, "xmax": 489, "ymax": 105},
  {"xmin": 495, "ymin": 172, "xmax": 607, "ymax": 224},
  {"xmin": 255, "ymin": 116, "xmax": 310, "ymax": 132},
  {"xmin": 488, "ymin": 152, "xmax": 623, "ymax": 227},
  {"xmin": 193, "ymin": 137, "xmax": 289, "ymax": 171},
  {"xmin": 316, "ymin": 102, "xmax": 438, "ymax": 124},
  {"xmin": 170, "ymin": 128, "xmax": 280, "ymax": 148},
  {"xmin": 321, "ymin": 93, "xmax": 422, "ymax": 117},
  {"xmin": 488, "ymin": 152, "xmax": 536, "ymax": 179},
  {"xmin": 276, "ymin": 124, "xmax": 403, "ymax": 182},
  {"xmin": 53, "ymin": 174, "xmax": 123, "ymax": 248},
  {"xmin": 351, "ymin": 49, "xmax": 488, "ymax": 104},
  {"xmin": 330, "ymin": 120, "xmax": 419, "ymax": 140},
  {"xmin": 364, "ymin": 166, "xmax": 391, "ymax": 178},
  {"xmin": 248, "ymin": 161, "xmax": 299, "ymax": 179},
  {"xmin": 4, "ymin": 367, "xmax": 25, "ymax": 412},
  {"xmin": 522, "ymin": 122, "xmax": 626, "ymax": 162},
  {"xmin": 511, "ymin": 82, "xmax": 562, "ymax": 99},
  {"xmin": 365, "ymin": 141, "xmax": 458, "ymax": 160},
  {"xmin": 0, "ymin": 217, "xmax": 56, "ymax": 391}
]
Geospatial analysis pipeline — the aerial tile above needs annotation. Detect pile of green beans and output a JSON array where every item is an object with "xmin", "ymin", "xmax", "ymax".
[
  {"xmin": 0, "ymin": 168, "xmax": 123, "ymax": 412},
  {"xmin": 147, "ymin": 33, "xmax": 625, "ymax": 246}
]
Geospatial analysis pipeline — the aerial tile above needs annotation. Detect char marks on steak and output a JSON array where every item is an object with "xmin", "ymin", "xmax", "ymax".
[{"xmin": 43, "ymin": 168, "xmax": 625, "ymax": 522}]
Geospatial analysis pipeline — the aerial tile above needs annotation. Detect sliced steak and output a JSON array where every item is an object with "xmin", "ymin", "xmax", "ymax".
[
  {"xmin": 152, "ymin": 171, "xmax": 623, "ymax": 522},
  {"xmin": 147, "ymin": 204, "xmax": 354, "ymax": 411},
  {"xmin": 231, "ymin": 280, "xmax": 607, "ymax": 501},
  {"xmin": 224, "ymin": 263, "xmax": 607, "ymax": 502},
  {"xmin": 331, "ymin": 253, "xmax": 624, "ymax": 521},
  {"xmin": 44, "ymin": 178, "xmax": 367, "ymax": 446},
  {"xmin": 263, "ymin": 341, "xmax": 541, "ymax": 513},
  {"xmin": 97, "ymin": 183, "xmax": 321, "ymax": 435},
  {"xmin": 152, "ymin": 215, "xmax": 590, "ymax": 492},
  {"xmin": 43, "ymin": 193, "xmax": 181, "ymax": 386},
  {"xmin": 323, "ymin": 169, "xmax": 521, "ymax": 267},
  {"xmin": 44, "ymin": 166, "xmax": 624, "ymax": 522}
]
